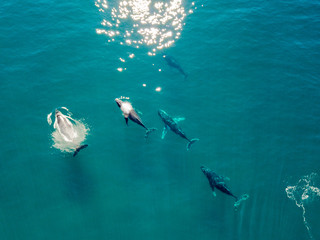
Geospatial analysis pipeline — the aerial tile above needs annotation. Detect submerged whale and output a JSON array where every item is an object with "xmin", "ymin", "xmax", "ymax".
[
  {"xmin": 163, "ymin": 54, "xmax": 188, "ymax": 78},
  {"xmin": 200, "ymin": 166, "xmax": 238, "ymax": 200},
  {"xmin": 158, "ymin": 109, "xmax": 199, "ymax": 150},
  {"xmin": 201, "ymin": 166, "xmax": 249, "ymax": 209},
  {"xmin": 115, "ymin": 98, "xmax": 157, "ymax": 139},
  {"xmin": 53, "ymin": 109, "xmax": 88, "ymax": 157}
]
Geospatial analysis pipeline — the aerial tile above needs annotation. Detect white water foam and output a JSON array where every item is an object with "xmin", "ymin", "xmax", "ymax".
[
  {"xmin": 285, "ymin": 173, "xmax": 320, "ymax": 239},
  {"xmin": 47, "ymin": 108, "xmax": 89, "ymax": 153}
]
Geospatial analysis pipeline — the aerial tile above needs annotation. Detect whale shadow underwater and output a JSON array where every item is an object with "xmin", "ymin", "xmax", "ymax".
[
  {"xmin": 64, "ymin": 156, "xmax": 94, "ymax": 202},
  {"xmin": 162, "ymin": 54, "xmax": 188, "ymax": 79}
]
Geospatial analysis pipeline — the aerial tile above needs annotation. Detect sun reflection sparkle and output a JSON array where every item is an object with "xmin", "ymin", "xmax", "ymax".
[{"xmin": 95, "ymin": 0, "xmax": 191, "ymax": 54}]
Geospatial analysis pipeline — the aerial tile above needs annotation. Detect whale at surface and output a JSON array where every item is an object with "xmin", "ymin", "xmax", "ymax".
[
  {"xmin": 115, "ymin": 98, "xmax": 157, "ymax": 139},
  {"xmin": 48, "ymin": 108, "xmax": 89, "ymax": 157},
  {"xmin": 54, "ymin": 109, "xmax": 78, "ymax": 142}
]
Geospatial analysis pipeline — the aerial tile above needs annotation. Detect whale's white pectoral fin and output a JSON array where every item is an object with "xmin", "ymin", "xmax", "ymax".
[
  {"xmin": 223, "ymin": 176, "xmax": 230, "ymax": 181},
  {"xmin": 173, "ymin": 117, "xmax": 185, "ymax": 123},
  {"xmin": 212, "ymin": 191, "xmax": 216, "ymax": 197},
  {"xmin": 65, "ymin": 115, "xmax": 76, "ymax": 124},
  {"xmin": 53, "ymin": 120, "xmax": 58, "ymax": 129},
  {"xmin": 47, "ymin": 113, "xmax": 52, "ymax": 125},
  {"xmin": 161, "ymin": 126, "xmax": 168, "ymax": 139},
  {"xmin": 135, "ymin": 109, "xmax": 143, "ymax": 115}
]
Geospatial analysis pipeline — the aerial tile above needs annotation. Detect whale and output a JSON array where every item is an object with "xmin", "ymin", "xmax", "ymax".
[
  {"xmin": 115, "ymin": 98, "xmax": 157, "ymax": 139},
  {"xmin": 163, "ymin": 54, "xmax": 188, "ymax": 78},
  {"xmin": 201, "ymin": 166, "xmax": 249, "ymax": 209},
  {"xmin": 158, "ymin": 109, "xmax": 199, "ymax": 150},
  {"xmin": 54, "ymin": 110, "xmax": 77, "ymax": 142},
  {"xmin": 53, "ymin": 109, "xmax": 88, "ymax": 157},
  {"xmin": 200, "ymin": 166, "xmax": 237, "ymax": 200}
]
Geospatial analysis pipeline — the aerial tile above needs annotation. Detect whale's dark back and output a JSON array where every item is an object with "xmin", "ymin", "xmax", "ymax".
[{"xmin": 158, "ymin": 109, "xmax": 188, "ymax": 140}]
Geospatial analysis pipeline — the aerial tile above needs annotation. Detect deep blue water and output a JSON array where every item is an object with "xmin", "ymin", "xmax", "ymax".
[{"xmin": 1, "ymin": 0, "xmax": 320, "ymax": 239}]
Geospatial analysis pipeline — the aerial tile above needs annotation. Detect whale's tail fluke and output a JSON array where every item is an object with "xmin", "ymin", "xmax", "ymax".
[
  {"xmin": 233, "ymin": 194, "xmax": 249, "ymax": 211},
  {"xmin": 178, "ymin": 67, "xmax": 188, "ymax": 79},
  {"xmin": 187, "ymin": 138, "xmax": 199, "ymax": 151},
  {"xmin": 145, "ymin": 128, "xmax": 157, "ymax": 139},
  {"xmin": 73, "ymin": 144, "xmax": 88, "ymax": 157},
  {"xmin": 182, "ymin": 71, "xmax": 188, "ymax": 79}
]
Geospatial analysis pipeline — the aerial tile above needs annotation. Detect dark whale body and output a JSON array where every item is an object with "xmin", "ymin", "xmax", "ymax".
[
  {"xmin": 158, "ymin": 109, "xmax": 198, "ymax": 150},
  {"xmin": 163, "ymin": 54, "xmax": 188, "ymax": 78},
  {"xmin": 201, "ymin": 166, "xmax": 238, "ymax": 200}
]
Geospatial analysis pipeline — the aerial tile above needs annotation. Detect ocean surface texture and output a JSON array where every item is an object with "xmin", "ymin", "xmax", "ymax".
[{"xmin": 1, "ymin": 0, "xmax": 320, "ymax": 239}]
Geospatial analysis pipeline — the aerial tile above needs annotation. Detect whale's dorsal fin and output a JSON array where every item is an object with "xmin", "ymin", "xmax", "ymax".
[
  {"xmin": 161, "ymin": 126, "xmax": 169, "ymax": 139},
  {"xmin": 173, "ymin": 117, "xmax": 185, "ymax": 123}
]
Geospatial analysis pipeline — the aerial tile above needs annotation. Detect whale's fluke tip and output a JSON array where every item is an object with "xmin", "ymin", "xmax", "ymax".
[
  {"xmin": 145, "ymin": 128, "xmax": 157, "ymax": 139},
  {"xmin": 73, "ymin": 144, "xmax": 88, "ymax": 157},
  {"xmin": 187, "ymin": 138, "xmax": 199, "ymax": 151}
]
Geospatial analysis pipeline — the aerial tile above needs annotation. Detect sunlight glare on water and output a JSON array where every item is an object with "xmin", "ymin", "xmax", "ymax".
[{"xmin": 95, "ymin": 0, "xmax": 192, "ymax": 55}]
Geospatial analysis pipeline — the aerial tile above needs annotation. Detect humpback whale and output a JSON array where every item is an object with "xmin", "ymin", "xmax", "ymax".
[
  {"xmin": 158, "ymin": 109, "xmax": 199, "ymax": 150},
  {"xmin": 163, "ymin": 54, "xmax": 188, "ymax": 78},
  {"xmin": 54, "ymin": 110, "xmax": 77, "ymax": 142},
  {"xmin": 115, "ymin": 98, "xmax": 157, "ymax": 139},
  {"xmin": 201, "ymin": 166, "xmax": 249, "ymax": 209},
  {"xmin": 200, "ymin": 166, "xmax": 237, "ymax": 200},
  {"xmin": 53, "ymin": 109, "xmax": 88, "ymax": 157}
]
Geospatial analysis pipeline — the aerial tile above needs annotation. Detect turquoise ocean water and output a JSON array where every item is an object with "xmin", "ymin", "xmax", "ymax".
[{"xmin": 1, "ymin": 0, "xmax": 320, "ymax": 239}]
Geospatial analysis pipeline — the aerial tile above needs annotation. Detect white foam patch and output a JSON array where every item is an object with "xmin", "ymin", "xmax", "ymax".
[{"xmin": 285, "ymin": 173, "xmax": 320, "ymax": 239}]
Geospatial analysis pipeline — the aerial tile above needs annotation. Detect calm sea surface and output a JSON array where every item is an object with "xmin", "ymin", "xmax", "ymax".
[{"xmin": 1, "ymin": 0, "xmax": 320, "ymax": 239}]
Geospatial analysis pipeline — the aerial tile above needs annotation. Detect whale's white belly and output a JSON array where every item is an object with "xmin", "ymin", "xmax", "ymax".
[
  {"xmin": 55, "ymin": 115, "xmax": 77, "ymax": 142},
  {"xmin": 121, "ymin": 102, "xmax": 133, "ymax": 116}
]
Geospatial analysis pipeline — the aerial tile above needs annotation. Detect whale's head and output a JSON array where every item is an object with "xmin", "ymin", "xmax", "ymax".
[
  {"xmin": 55, "ymin": 109, "xmax": 62, "ymax": 117},
  {"xmin": 158, "ymin": 109, "xmax": 167, "ymax": 118},
  {"xmin": 115, "ymin": 98, "xmax": 123, "ymax": 108},
  {"xmin": 200, "ymin": 166, "xmax": 211, "ymax": 177}
]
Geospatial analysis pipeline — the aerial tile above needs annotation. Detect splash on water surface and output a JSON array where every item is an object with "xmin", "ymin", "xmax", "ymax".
[
  {"xmin": 285, "ymin": 173, "xmax": 320, "ymax": 239},
  {"xmin": 47, "ymin": 107, "xmax": 89, "ymax": 153}
]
